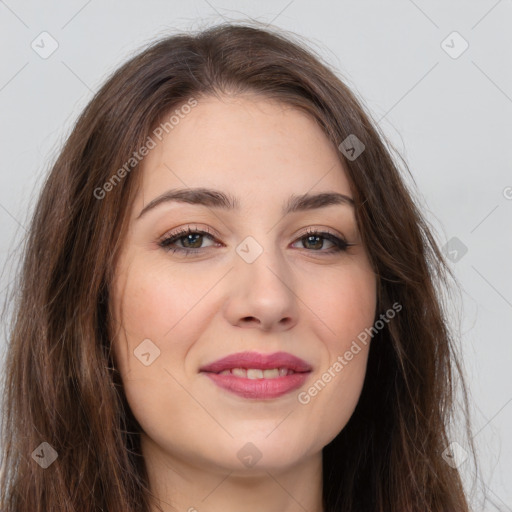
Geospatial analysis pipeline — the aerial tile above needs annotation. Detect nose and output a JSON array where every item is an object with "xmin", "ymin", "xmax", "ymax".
[{"xmin": 222, "ymin": 242, "xmax": 299, "ymax": 332}]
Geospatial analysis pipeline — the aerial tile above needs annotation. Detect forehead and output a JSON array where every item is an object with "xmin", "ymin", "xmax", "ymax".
[{"xmin": 137, "ymin": 95, "xmax": 353, "ymax": 207}]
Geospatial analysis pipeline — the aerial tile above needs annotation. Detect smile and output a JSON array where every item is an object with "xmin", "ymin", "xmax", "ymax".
[{"xmin": 199, "ymin": 351, "xmax": 312, "ymax": 399}]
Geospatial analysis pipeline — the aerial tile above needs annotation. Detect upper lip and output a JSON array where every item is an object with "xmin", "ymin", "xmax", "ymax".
[{"xmin": 199, "ymin": 351, "xmax": 312, "ymax": 374}]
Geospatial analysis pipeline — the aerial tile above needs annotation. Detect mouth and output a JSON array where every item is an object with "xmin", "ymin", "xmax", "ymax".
[{"xmin": 199, "ymin": 351, "xmax": 312, "ymax": 399}]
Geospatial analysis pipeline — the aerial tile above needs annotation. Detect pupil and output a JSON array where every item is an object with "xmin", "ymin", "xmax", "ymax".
[
  {"xmin": 184, "ymin": 234, "xmax": 202, "ymax": 248},
  {"xmin": 306, "ymin": 235, "xmax": 322, "ymax": 250}
]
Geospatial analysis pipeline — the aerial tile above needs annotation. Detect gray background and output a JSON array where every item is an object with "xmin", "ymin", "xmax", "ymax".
[{"xmin": 0, "ymin": 0, "xmax": 511, "ymax": 508}]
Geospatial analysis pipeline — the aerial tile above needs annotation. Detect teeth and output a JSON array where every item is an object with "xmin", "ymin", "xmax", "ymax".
[
  {"xmin": 218, "ymin": 368, "xmax": 294, "ymax": 379},
  {"xmin": 262, "ymin": 368, "xmax": 280, "ymax": 379},
  {"xmin": 247, "ymin": 369, "xmax": 264, "ymax": 379}
]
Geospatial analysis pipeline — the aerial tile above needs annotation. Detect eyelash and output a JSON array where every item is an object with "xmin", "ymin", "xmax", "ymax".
[{"xmin": 158, "ymin": 226, "xmax": 354, "ymax": 256}]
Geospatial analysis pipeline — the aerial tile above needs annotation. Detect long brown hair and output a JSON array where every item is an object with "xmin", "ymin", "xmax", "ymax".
[{"xmin": 1, "ymin": 21, "xmax": 485, "ymax": 511}]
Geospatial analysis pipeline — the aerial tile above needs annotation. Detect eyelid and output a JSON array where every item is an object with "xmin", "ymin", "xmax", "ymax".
[
  {"xmin": 157, "ymin": 224, "xmax": 219, "ymax": 244},
  {"xmin": 293, "ymin": 225, "xmax": 347, "ymax": 241}
]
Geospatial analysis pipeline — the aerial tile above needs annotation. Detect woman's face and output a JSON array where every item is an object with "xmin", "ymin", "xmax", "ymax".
[{"xmin": 111, "ymin": 94, "xmax": 377, "ymax": 474}]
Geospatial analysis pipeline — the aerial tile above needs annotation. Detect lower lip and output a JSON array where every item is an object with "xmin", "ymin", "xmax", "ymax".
[{"xmin": 202, "ymin": 371, "xmax": 311, "ymax": 399}]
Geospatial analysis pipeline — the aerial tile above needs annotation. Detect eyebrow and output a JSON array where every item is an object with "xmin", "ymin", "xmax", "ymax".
[{"xmin": 136, "ymin": 187, "xmax": 354, "ymax": 220}]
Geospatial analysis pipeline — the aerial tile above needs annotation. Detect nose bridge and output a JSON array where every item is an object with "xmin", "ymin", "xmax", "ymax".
[
  {"xmin": 224, "ymin": 232, "xmax": 298, "ymax": 330},
  {"xmin": 236, "ymin": 233, "xmax": 290, "ymax": 295}
]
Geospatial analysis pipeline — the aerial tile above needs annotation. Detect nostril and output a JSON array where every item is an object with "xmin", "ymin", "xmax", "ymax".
[{"xmin": 242, "ymin": 316, "xmax": 258, "ymax": 323}]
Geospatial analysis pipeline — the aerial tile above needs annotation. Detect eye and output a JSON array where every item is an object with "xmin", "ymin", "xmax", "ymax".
[
  {"xmin": 290, "ymin": 228, "xmax": 352, "ymax": 254},
  {"xmin": 158, "ymin": 226, "xmax": 219, "ymax": 255},
  {"xmin": 158, "ymin": 226, "xmax": 354, "ymax": 256}
]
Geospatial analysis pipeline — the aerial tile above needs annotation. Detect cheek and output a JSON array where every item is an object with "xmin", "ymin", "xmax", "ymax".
[
  {"xmin": 109, "ymin": 255, "xmax": 212, "ymax": 436},
  {"xmin": 300, "ymin": 262, "xmax": 376, "ymax": 441},
  {"xmin": 110, "ymin": 253, "xmax": 226, "ymax": 385},
  {"xmin": 300, "ymin": 329, "xmax": 371, "ymax": 451},
  {"xmin": 317, "ymin": 260, "xmax": 377, "ymax": 346},
  {"xmin": 114, "ymin": 261, "xmax": 186, "ymax": 336},
  {"xmin": 111, "ymin": 254, "xmax": 215, "ymax": 345}
]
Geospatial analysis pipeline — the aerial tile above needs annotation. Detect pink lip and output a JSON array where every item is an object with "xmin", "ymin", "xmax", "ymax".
[
  {"xmin": 199, "ymin": 351, "xmax": 312, "ymax": 373},
  {"xmin": 199, "ymin": 351, "xmax": 312, "ymax": 400}
]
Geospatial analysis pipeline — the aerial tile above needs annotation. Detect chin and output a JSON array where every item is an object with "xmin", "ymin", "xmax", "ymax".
[{"xmin": 224, "ymin": 429, "xmax": 315, "ymax": 470}]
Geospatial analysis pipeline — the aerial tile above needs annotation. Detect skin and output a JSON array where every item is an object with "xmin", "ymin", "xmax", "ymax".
[{"xmin": 111, "ymin": 94, "xmax": 377, "ymax": 512}]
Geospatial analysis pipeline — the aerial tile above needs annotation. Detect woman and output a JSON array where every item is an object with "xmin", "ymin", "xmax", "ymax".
[{"xmin": 0, "ymin": 22, "xmax": 480, "ymax": 511}]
